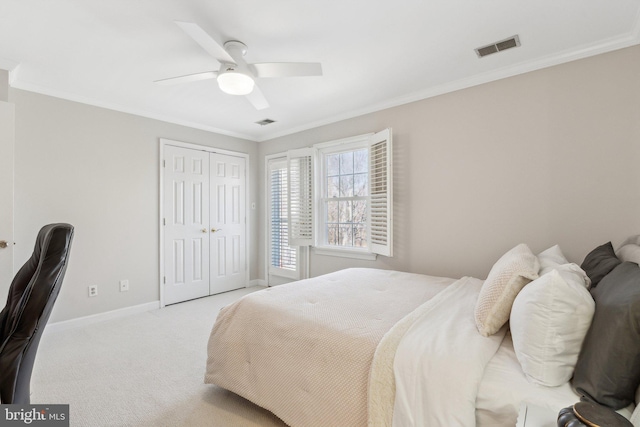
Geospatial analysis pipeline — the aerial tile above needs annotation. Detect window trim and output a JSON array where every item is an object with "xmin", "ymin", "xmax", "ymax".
[{"xmin": 313, "ymin": 246, "xmax": 377, "ymax": 260}]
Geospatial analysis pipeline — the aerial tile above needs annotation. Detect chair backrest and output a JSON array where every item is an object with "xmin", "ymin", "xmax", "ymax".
[{"xmin": 0, "ymin": 223, "xmax": 74, "ymax": 404}]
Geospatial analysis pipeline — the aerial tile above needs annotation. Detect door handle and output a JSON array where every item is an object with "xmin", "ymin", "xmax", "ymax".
[
  {"xmin": 201, "ymin": 229, "xmax": 207, "ymax": 233},
  {"xmin": 211, "ymin": 228, "xmax": 222, "ymax": 233},
  {"xmin": 0, "ymin": 240, "xmax": 7, "ymax": 249}
]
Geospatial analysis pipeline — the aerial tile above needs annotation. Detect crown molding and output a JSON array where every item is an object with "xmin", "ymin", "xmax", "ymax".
[
  {"xmin": 9, "ymin": 80, "xmax": 259, "ymax": 142},
  {"xmin": 7, "ymin": 22, "xmax": 640, "ymax": 144},
  {"xmin": 257, "ymin": 30, "xmax": 640, "ymax": 142}
]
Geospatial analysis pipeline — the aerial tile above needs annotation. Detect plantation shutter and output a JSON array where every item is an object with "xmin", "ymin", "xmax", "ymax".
[
  {"xmin": 287, "ymin": 148, "xmax": 314, "ymax": 246},
  {"xmin": 369, "ymin": 128, "xmax": 393, "ymax": 257},
  {"xmin": 268, "ymin": 158, "xmax": 298, "ymax": 276}
]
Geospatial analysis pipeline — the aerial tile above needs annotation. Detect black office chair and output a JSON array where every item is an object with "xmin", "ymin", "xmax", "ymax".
[{"xmin": 0, "ymin": 223, "xmax": 74, "ymax": 404}]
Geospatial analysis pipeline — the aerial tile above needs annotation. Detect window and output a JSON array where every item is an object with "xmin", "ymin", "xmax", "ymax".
[
  {"xmin": 267, "ymin": 157, "xmax": 300, "ymax": 279},
  {"xmin": 319, "ymin": 144, "xmax": 369, "ymax": 250},
  {"xmin": 287, "ymin": 129, "xmax": 393, "ymax": 259}
]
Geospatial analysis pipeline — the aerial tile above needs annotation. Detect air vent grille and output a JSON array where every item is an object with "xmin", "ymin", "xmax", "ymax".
[
  {"xmin": 475, "ymin": 35, "xmax": 521, "ymax": 58},
  {"xmin": 255, "ymin": 118, "xmax": 276, "ymax": 126}
]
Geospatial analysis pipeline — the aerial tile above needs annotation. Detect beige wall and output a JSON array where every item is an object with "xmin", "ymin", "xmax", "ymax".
[
  {"xmin": 10, "ymin": 89, "xmax": 258, "ymax": 322},
  {"xmin": 0, "ymin": 70, "xmax": 8, "ymax": 102},
  {"xmin": 9, "ymin": 44, "xmax": 640, "ymax": 322},
  {"xmin": 259, "ymin": 45, "xmax": 640, "ymax": 281}
]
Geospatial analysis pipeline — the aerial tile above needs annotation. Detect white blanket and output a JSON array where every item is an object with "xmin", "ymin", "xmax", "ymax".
[
  {"xmin": 369, "ymin": 276, "xmax": 506, "ymax": 426},
  {"xmin": 393, "ymin": 276, "xmax": 506, "ymax": 426}
]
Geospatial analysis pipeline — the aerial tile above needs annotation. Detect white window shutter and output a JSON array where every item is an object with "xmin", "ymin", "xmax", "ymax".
[
  {"xmin": 287, "ymin": 148, "xmax": 314, "ymax": 246},
  {"xmin": 268, "ymin": 158, "xmax": 299, "ymax": 278},
  {"xmin": 369, "ymin": 128, "xmax": 393, "ymax": 257}
]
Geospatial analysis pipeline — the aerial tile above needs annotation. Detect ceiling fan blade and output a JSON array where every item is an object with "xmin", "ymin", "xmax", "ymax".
[
  {"xmin": 249, "ymin": 62, "xmax": 323, "ymax": 78},
  {"xmin": 154, "ymin": 71, "xmax": 218, "ymax": 85},
  {"xmin": 245, "ymin": 84, "xmax": 270, "ymax": 110},
  {"xmin": 175, "ymin": 21, "xmax": 235, "ymax": 64}
]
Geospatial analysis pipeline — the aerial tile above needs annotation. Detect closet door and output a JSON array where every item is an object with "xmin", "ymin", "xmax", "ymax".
[
  {"xmin": 209, "ymin": 152, "xmax": 247, "ymax": 294},
  {"xmin": 163, "ymin": 145, "xmax": 210, "ymax": 305}
]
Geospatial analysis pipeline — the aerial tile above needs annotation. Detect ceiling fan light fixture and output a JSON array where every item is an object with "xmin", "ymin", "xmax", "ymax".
[{"xmin": 217, "ymin": 68, "xmax": 254, "ymax": 95}]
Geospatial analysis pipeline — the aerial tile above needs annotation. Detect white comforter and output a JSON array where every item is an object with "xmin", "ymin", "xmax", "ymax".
[
  {"xmin": 206, "ymin": 269, "xmax": 507, "ymax": 426},
  {"xmin": 369, "ymin": 276, "xmax": 507, "ymax": 427},
  {"xmin": 206, "ymin": 268, "xmax": 453, "ymax": 427}
]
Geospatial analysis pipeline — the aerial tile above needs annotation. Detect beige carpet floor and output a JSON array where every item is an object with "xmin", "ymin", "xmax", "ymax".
[{"xmin": 31, "ymin": 287, "xmax": 289, "ymax": 427}]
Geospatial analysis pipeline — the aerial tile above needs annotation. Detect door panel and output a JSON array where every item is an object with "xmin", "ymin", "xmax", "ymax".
[
  {"xmin": 210, "ymin": 153, "xmax": 246, "ymax": 294},
  {"xmin": 163, "ymin": 145, "xmax": 210, "ymax": 305}
]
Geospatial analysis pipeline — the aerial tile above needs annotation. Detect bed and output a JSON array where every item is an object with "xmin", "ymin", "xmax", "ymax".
[{"xmin": 205, "ymin": 241, "xmax": 640, "ymax": 427}]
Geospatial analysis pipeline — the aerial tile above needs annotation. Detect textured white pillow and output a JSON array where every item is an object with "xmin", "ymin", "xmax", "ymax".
[
  {"xmin": 475, "ymin": 244, "xmax": 539, "ymax": 337},
  {"xmin": 538, "ymin": 245, "xmax": 569, "ymax": 275},
  {"xmin": 510, "ymin": 266, "xmax": 595, "ymax": 386}
]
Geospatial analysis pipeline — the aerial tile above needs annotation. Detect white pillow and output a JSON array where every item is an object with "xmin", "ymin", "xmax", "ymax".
[
  {"xmin": 538, "ymin": 244, "xmax": 592, "ymax": 289},
  {"xmin": 617, "ymin": 244, "xmax": 640, "ymax": 266},
  {"xmin": 619, "ymin": 235, "xmax": 640, "ymax": 248},
  {"xmin": 632, "ymin": 406, "xmax": 640, "ymax": 427},
  {"xmin": 538, "ymin": 245, "xmax": 569, "ymax": 275},
  {"xmin": 510, "ymin": 266, "xmax": 595, "ymax": 387},
  {"xmin": 556, "ymin": 263, "xmax": 591, "ymax": 289},
  {"xmin": 633, "ymin": 387, "xmax": 640, "ymax": 426},
  {"xmin": 475, "ymin": 244, "xmax": 539, "ymax": 337}
]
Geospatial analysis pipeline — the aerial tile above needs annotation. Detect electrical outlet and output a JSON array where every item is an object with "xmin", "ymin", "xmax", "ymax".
[
  {"xmin": 119, "ymin": 279, "xmax": 129, "ymax": 292},
  {"xmin": 88, "ymin": 285, "xmax": 98, "ymax": 297}
]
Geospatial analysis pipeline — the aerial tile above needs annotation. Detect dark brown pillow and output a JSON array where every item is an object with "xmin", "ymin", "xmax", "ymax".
[
  {"xmin": 580, "ymin": 242, "xmax": 621, "ymax": 288},
  {"xmin": 572, "ymin": 262, "xmax": 640, "ymax": 409}
]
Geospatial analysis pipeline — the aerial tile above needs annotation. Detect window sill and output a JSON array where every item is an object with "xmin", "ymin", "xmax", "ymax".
[
  {"xmin": 312, "ymin": 247, "xmax": 377, "ymax": 261},
  {"xmin": 268, "ymin": 267, "xmax": 300, "ymax": 280}
]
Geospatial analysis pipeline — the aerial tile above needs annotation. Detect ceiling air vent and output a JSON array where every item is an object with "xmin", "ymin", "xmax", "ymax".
[
  {"xmin": 255, "ymin": 118, "xmax": 276, "ymax": 126},
  {"xmin": 475, "ymin": 35, "xmax": 521, "ymax": 58}
]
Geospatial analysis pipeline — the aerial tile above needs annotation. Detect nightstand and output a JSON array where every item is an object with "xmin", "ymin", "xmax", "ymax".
[{"xmin": 516, "ymin": 402, "xmax": 557, "ymax": 427}]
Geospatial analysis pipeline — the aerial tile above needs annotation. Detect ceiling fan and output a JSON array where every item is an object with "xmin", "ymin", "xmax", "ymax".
[{"xmin": 155, "ymin": 21, "xmax": 323, "ymax": 110}]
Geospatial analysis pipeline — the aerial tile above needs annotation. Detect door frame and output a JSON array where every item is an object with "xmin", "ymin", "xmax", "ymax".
[
  {"xmin": 158, "ymin": 138, "xmax": 250, "ymax": 308},
  {"xmin": 0, "ymin": 101, "xmax": 15, "ymax": 301}
]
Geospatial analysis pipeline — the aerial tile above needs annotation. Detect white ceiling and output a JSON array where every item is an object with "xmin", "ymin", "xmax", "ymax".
[{"xmin": 1, "ymin": 1, "xmax": 638, "ymax": 142}]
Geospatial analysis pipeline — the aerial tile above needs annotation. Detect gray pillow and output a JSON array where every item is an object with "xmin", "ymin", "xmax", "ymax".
[
  {"xmin": 572, "ymin": 262, "xmax": 640, "ymax": 409},
  {"xmin": 580, "ymin": 242, "xmax": 621, "ymax": 288}
]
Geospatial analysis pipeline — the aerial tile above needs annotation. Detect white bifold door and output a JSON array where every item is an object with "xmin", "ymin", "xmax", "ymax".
[{"xmin": 163, "ymin": 145, "xmax": 247, "ymax": 305}]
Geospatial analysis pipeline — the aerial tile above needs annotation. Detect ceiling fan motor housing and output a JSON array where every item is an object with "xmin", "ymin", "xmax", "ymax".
[{"xmin": 223, "ymin": 40, "xmax": 248, "ymax": 58}]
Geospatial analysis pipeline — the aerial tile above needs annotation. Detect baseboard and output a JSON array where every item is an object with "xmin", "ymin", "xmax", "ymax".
[
  {"xmin": 248, "ymin": 279, "xmax": 267, "ymax": 287},
  {"xmin": 46, "ymin": 301, "xmax": 161, "ymax": 333}
]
